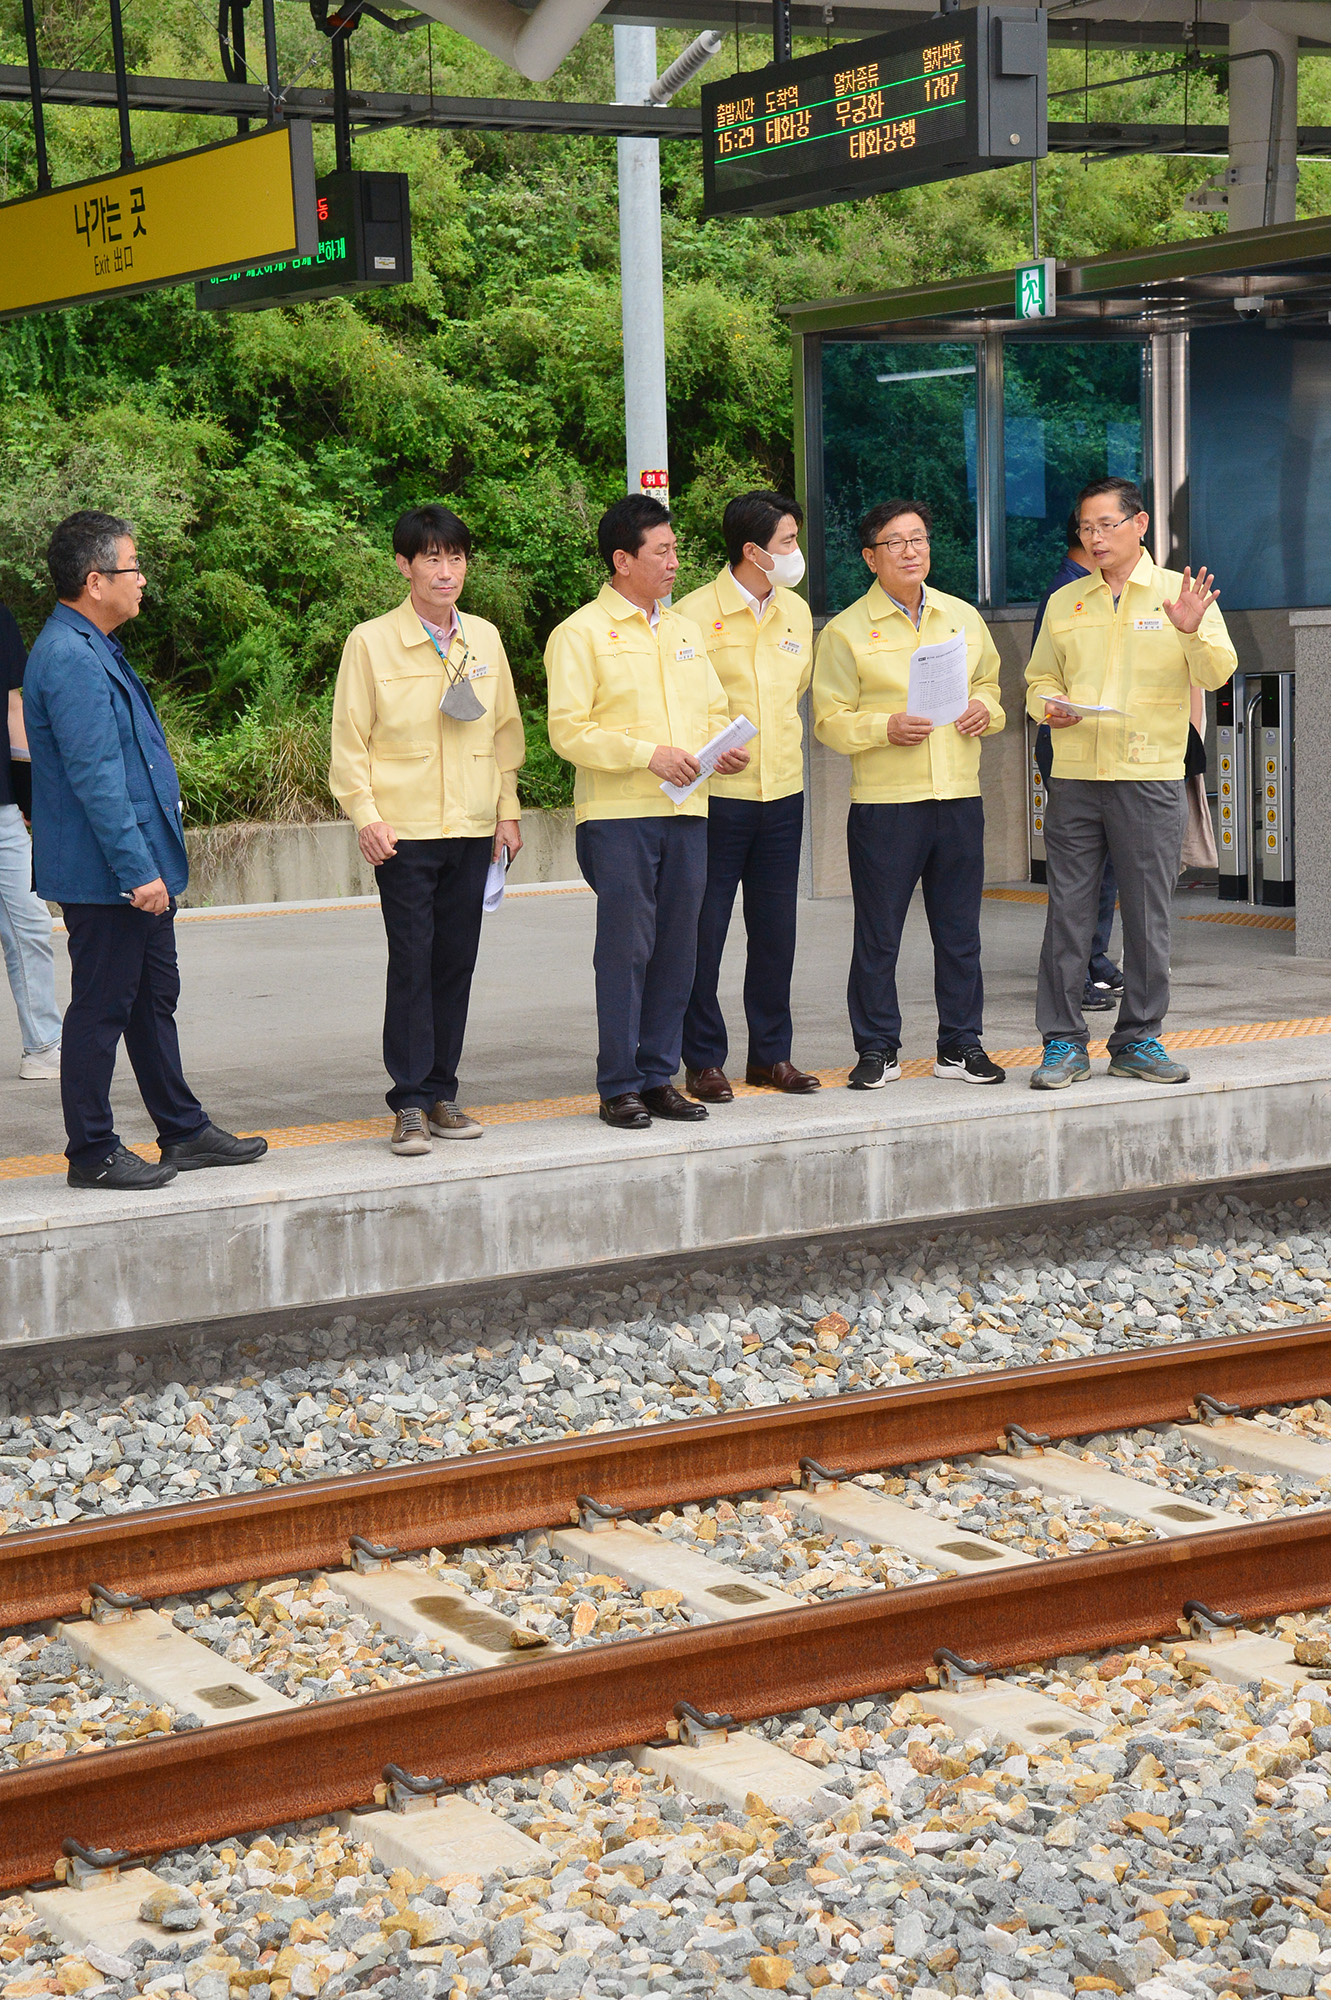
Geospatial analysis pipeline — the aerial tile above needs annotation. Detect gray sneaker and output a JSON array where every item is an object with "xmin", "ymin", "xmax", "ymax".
[
  {"xmin": 1029, "ymin": 1039, "xmax": 1092, "ymax": 1090},
  {"xmin": 1107, "ymin": 1038, "xmax": 1189, "ymax": 1084},
  {"xmin": 391, "ymin": 1107, "xmax": 431, "ymax": 1155},
  {"xmin": 428, "ymin": 1100, "xmax": 483, "ymax": 1140}
]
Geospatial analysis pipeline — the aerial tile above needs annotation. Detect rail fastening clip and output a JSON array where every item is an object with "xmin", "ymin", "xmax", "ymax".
[
  {"xmin": 933, "ymin": 1646, "xmax": 995, "ymax": 1692},
  {"xmin": 1003, "ymin": 1424, "xmax": 1051, "ymax": 1458},
  {"xmin": 1182, "ymin": 1599, "xmax": 1246, "ymax": 1642},
  {"xmin": 798, "ymin": 1457, "xmax": 849, "ymax": 1491},
  {"xmin": 83, "ymin": 1582, "xmax": 149, "ymax": 1625},
  {"xmin": 675, "ymin": 1700, "xmax": 735, "ymax": 1748},
  {"xmin": 575, "ymin": 1494, "xmax": 625, "ymax": 1533},
  {"xmin": 1194, "ymin": 1394, "xmax": 1242, "ymax": 1426},
  {"xmin": 61, "ymin": 1838, "xmax": 132, "ymax": 1889},
  {"xmin": 346, "ymin": 1535, "xmax": 402, "ymax": 1573},
  {"xmin": 379, "ymin": 1764, "xmax": 450, "ymax": 1814}
]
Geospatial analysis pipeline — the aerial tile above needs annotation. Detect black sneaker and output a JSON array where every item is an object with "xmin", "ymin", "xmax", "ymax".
[
  {"xmin": 1082, "ymin": 982, "xmax": 1116, "ymax": 1013},
  {"xmin": 934, "ymin": 1045, "xmax": 1006, "ymax": 1085},
  {"xmin": 67, "ymin": 1144, "xmax": 178, "ymax": 1191},
  {"xmin": 159, "ymin": 1123, "xmax": 269, "ymax": 1170},
  {"xmin": 848, "ymin": 1049, "xmax": 901, "ymax": 1090}
]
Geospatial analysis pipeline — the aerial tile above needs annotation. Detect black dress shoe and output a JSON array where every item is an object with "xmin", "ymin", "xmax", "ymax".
[
  {"xmin": 640, "ymin": 1083, "xmax": 708, "ymax": 1122},
  {"xmin": 599, "ymin": 1092, "xmax": 651, "ymax": 1129},
  {"xmin": 746, "ymin": 1059, "xmax": 821, "ymax": 1094},
  {"xmin": 68, "ymin": 1145, "xmax": 177, "ymax": 1191},
  {"xmin": 159, "ymin": 1122, "xmax": 269, "ymax": 1170},
  {"xmin": 685, "ymin": 1066, "xmax": 734, "ymax": 1103}
]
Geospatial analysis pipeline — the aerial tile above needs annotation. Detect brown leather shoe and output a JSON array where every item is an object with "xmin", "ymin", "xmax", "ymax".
[
  {"xmin": 685, "ymin": 1066, "xmax": 734, "ymax": 1103},
  {"xmin": 599, "ymin": 1092, "xmax": 651, "ymax": 1129},
  {"xmin": 745, "ymin": 1059, "xmax": 821, "ymax": 1094},
  {"xmin": 640, "ymin": 1083, "xmax": 708, "ymax": 1121}
]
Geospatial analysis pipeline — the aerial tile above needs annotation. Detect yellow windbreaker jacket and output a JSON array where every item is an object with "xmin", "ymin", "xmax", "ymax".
[
  {"xmin": 673, "ymin": 569, "xmax": 813, "ymax": 803},
  {"xmin": 329, "ymin": 597, "xmax": 524, "ymax": 838},
  {"xmin": 544, "ymin": 585, "xmax": 731, "ymax": 824},
  {"xmin": 813, "ymin": 581, "xmax": 1004, "ymax": 804}
]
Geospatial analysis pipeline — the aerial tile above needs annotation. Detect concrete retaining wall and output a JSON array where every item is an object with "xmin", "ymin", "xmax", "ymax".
[
  {"xmin": 3, "ymin": 1041, "xmax": 1329, "ymax": 1349},
  {"xmin": 181, "ymin": 810, "xmax": 579, "ymax": 907}
]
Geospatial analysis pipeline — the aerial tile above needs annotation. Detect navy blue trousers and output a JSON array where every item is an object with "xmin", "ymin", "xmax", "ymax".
[
  {"xmin": 576, "ymin": 816, "xmax": 708, "ymax": 1099},
  {"xmin": 376, "ymin": 836, "xmax": 491, "ymax": 1113},
  {"xmin": 1036, "ymin": 722, "xmax": 1118, "ymax": 978},
  {"xmin": 60, "ymin": 901, "xmax": 207, "ymax": 1168},
  {"xmin": 846, "ymin": 797, "xmax": 986, "ymax": 1056},
  {"xmin": 682, "ymin": 792, "xmax": 803, "ymax": 1073}
]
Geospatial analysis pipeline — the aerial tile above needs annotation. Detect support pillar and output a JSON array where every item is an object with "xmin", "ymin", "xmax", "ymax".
[
  {"xmin": 1228, "ymin": 5, "xmax": 1298, "ymax": 231},
  {"xmin": 614, "ymin": 26, "xmax": 669, "ymax": 500}
]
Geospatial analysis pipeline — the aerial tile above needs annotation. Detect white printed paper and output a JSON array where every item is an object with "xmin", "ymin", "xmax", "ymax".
[
  {"xmin": 1046, "ymin": 697, "xmax": 1126, "ymax": 717},
  {"xmin": 483, "ymin": 849, "xmax": 509, "ymax": 914},
  {"xmin": 906, "ymin": 630, "xmax": 969, "ymax": 725},
  {"xmin": 660, "ymin": 714, "xmax": 759, "ymax": 804}
]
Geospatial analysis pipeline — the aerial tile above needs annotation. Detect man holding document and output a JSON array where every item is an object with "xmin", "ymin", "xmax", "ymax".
[
  {"xmin": 813, "ymin": 498, "xmax": 1006, "ymax": 1089},
  {"xmin": 676, "ymin": 491, "xmax": 817, "ymax": 1104},
  {"xmin": 1025, "ymin": 476, "xmax": 1236, "ymax": 1089},
  {"xmin": 545, "ymin": 495, "xmax": 749, "ymax": 1130}
]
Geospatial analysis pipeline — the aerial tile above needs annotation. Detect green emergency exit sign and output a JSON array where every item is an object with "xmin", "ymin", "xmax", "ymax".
[{"xmin": 1015, "ymin": 256, "xmax": 1056, "ymax": 318}]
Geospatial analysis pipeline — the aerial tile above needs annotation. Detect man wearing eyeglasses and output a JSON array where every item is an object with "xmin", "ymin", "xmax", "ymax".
[
  {"xmin": 22, "ymin": 510, "xmax": 268, "ymax": 1189},
  {"xmin": 1025, "ymin": 476, "xmax": 1236, "ymax": 1089},
  {"xmin": 813, "ymin": 497, "xmax": 1006, "ymax": 1090},
  {"xmin": 331, "ymin": 505, "xmax": 525, "ymax": 1155}
]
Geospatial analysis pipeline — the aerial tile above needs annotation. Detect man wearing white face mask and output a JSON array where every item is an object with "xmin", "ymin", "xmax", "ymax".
[{"xmin": 677, "ymin": 491, "xmax": 817, "ymax": 1100}]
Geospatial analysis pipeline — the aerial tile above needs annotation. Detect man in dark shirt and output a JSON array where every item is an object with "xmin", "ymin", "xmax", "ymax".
[
  {"xmin": 23, "ymin": 511, "xmax": 267, "ymax": 1191},
  {"xmin": 1031, "ymin": 514, "xmax": 1121, "ymax": 1011},
  {"xmin": 0, "ymin": 603, "xmax": 63, "ymax": 1078}
]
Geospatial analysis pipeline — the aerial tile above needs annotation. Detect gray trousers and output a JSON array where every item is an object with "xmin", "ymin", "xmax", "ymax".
[{"xmin": 1036, "ymin": 778, "xmax": 1186, "ymax": 1053}]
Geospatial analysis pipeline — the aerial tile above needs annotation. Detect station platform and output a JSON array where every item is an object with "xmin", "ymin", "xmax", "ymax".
[{"xmin": 0, "ymin": 880, "xmax": 1327, "ymax": 1349}]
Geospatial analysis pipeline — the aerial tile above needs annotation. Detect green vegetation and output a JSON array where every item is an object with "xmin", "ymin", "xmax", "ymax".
[{"xmin": 0, "ymin": 3, "xmax": 1326, "ymax": 821}]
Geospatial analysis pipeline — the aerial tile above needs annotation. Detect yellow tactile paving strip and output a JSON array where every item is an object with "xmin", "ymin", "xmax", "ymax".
[
  {"xmin": 982, "ymin": 886, "xmax": 1297, "ymax": 932},
  {"xmin": 5, "ymin": 1014, "xmax": 1331, "ymax": 1184}
]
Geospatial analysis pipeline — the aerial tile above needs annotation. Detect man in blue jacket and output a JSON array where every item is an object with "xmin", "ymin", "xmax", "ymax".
[{"xmin": 23, "ymin": 512, "xmax": 267, "ymax": 1191}]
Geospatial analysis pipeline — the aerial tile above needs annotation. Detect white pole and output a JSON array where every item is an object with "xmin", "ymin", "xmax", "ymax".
[{"xmin": 614, "ymin": 25, "xmax": 669, "ymax": 501}]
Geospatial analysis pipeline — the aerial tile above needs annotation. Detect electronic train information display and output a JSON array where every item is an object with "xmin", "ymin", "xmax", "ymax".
[{"xmin": 702, "ymin": 7, "xmax": 1046, "ymax": 218}]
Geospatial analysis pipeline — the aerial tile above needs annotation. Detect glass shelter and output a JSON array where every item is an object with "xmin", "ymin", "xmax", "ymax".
[{"xmin": 784, "ymin": 213, "xmax": 1331, "ymax": 900}]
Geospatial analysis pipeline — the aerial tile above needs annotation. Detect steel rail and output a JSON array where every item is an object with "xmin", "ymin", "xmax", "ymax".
[
  {"xmin": 3, "ymin": 1320, "xmax": 1331, "ymax": 1628},
  {"xmin": 3, "ymin": 1504, "xmax": 1331, "ymax": 1892}
]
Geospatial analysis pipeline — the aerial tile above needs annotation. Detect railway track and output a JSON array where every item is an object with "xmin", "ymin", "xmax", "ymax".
[{"xmin": 4, "ymin": 1322, "xmax": 1331, "ymax": 1896}]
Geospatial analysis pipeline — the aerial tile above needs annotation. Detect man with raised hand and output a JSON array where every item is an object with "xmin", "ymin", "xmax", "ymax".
[
  {"xmin": 813, "ymin": 497, "xmax": 1006, "ymax": 1091},
  {"xmin": 1025, "ymin": 476, "xmax": 1235, "ymax": 1090},
  {"xmin": 545, "ymin": 495, "xmax": 748, "ymax": 1130},
  {"xmin": 676, "ymin": 490, "xmax": 816, "ymax": 1104},
  {"xmin": 23, "ymin": 511, "xmax": 267, "ymax": 1190}
]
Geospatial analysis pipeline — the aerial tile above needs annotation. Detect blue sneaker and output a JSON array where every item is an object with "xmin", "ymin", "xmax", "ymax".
[
  {"xmin": 1030, "ymin": 1039, "xmax": 1092, "ymax": 1091},
  {"xmin": 1107, "ymin": 1037, "xmax": 1189, "ymax": 1084}
]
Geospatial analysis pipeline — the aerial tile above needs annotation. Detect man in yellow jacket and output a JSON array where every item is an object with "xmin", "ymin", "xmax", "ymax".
[
  {"xmin": 813, "ymin": 497, "xmax": 1005, "ymax": 1089},
  {"xmin": 330, "ymin": 505, "xmax": 524, "ymax": 1155},
  {"xmin": 675, "ymin": 490, "xmax": 816, "ymax": 1103},
  {"xmin": 545, "ymin": 495, "xmax": 749, "ymax": 1130},
  {"xmin": 1025, "ymin": 476, "xmax": 1236, "ymax": 1090}
]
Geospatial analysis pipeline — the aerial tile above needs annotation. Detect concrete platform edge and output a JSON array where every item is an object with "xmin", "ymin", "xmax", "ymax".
[{"xmin": 3, "ymin": 1045, "xmax": 1330, "ymax": 1351}]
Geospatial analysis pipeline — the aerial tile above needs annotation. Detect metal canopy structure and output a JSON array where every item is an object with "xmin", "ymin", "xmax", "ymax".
[{"xmin": 781, "ymin": 208, "xmax": 1331, "ymax": 334}]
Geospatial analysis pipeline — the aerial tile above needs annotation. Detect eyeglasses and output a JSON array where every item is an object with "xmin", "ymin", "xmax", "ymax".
[
  {"xmin": 871, "ymin": 534, "xmax": 930, "ymax": 554},
  {"xmin": 96, "ymin": 565, "xmax": 146, "ymax": 579},
  {"xmin": 1077, "ymin": 516, "xmax": 1136, "ymax": 536}
]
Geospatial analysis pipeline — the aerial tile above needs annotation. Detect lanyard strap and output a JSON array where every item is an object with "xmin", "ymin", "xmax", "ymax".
[{"xmin": 421, "ymin": 614, "xmax": 470, "ymax": 687}]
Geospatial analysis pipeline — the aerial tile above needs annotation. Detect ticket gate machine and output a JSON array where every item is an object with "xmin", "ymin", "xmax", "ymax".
[{"xmin": 1216, "ymin": 673, "xmax": 1294, "ymax": 906}]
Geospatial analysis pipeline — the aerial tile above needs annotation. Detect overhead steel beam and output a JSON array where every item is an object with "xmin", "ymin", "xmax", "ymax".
[
  {"xmin": 8, "ymin": 65, "xmax": 1325, "ymax": 154},
  {"xmin": 0, "ymin": 62, "xmax": 700, "ymax": 136}
]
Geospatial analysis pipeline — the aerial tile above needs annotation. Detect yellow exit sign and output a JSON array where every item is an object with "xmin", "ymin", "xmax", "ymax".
[{"xmin": 0, "ymin": 123, "xmax": 316, "ymax": 321}]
